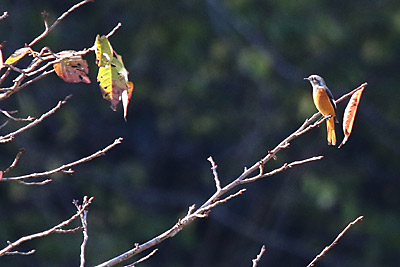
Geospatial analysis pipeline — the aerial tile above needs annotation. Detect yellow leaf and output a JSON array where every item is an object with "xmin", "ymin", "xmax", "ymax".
[
  {"xmin": 4, "ymin": 47, "xmax": 33, "ymax": 65},
  {"xmin": 338, "ymin": 86, "xmax": 366, "ymax": 148},
  {"xmin": 94, "ymin": 35, "xmax": 113, "ymax": 67},
  {"xmin": 97, "ymin": 53, "xmax": 130, "ymax": 111}
]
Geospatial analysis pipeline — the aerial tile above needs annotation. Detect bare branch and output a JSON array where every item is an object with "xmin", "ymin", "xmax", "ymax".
[
  {"xmin": 0, "ymin": 196, "xmax": 94, "ymax": 256},
  {"xmin": 0, "ymin": 95, "xmax": 71, "ymax": 142},
  {"xmin": 307, "ymin": 216, "xmax": 364, "ymax": 267},
  {"xmin": 3, "ymin": 148, "xmax": 24, "ymax": 174},
  {"xmin": 196, "ymin": 189, "xmax": 246, "ymax": 217},
  {"xmin": 335, "ymin": 83, "xmax": 368, "ymax": 104},
  {"xmin": 106, "ymin": 22, "xmax": 123, "ymax": 39},
  {"xmin": 1, "ymin": 138, "xmax": 123, "ymax": 183},
  {"xmin": 124, "ymin": 249, "xmax": 158, "ymax": 267},
  {"xmin": 16, "ymin": 179, "xmax": 53, "ymax": 186},
  {"xmin": 0, "ymin": 109, "xmax": 34, "ymax": 122},
  {"xmin": 207, "ymin": 156, "xmax": 221, "ymax": 191},
  {"xmin": 252, "ymin": 245, "xmax": 266, "ymax": 267},
  {"xmin": 95, "ymin": 84, "xmax": 367, "ymax": 267},
  {"xmin": 4, "ymin": 249, "xmax": 35, "ymax": 256},
  {"xmin": 0, "ymin": 11, "xmax": 8, "ymax": 20},
  {"xmin": 29, "ymin": 0, "xmax": 94, "ymax": 47},
  {"xmin": 242, "ymin": 156, "xmax": 324, "ymax": 183},
  {"xmin": 74, "ymin": 196, "xmax": 90, "ymax": 267}
]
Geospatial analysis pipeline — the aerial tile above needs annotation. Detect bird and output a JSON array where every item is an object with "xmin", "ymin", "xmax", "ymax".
[{"xmin": 304, "ymin": 74, "xmax": 337, "ymax": 146}]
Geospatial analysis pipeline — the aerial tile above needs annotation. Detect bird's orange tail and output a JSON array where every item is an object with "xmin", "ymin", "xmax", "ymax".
[{"xmin": 326, "ymin": 118, "xmax": 336, "ymax": 146}]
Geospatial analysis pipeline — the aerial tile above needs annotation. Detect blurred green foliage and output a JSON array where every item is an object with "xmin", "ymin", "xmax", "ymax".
[{"xmin": 0, "ymin": 0, "xmax": 399, "ymax": 266}]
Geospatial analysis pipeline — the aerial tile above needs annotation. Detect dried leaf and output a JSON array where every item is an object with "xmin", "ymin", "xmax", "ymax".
[
  {"xmin": 338, "ymin": 86, "xmax": 365, "ymax": 148},
  {"xmin": 53, "ymin": 50, "xmax": 90, "ymax": 83},
  {"xmin": 95, "ymin": 35, "xmax": 113, "ymax": 67},
  {"xmin": 4, "ymin": 47, "xmax": 33, "ymax": 65}
]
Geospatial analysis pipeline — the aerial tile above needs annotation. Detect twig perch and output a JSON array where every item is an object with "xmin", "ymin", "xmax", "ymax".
[{"xmin": 95, "ymin": 83, "xmax": 367, "ymax": 267}]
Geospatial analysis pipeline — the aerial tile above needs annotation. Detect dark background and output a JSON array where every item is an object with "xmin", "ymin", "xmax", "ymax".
[{"xmin": 0, "ymin": 0, "xmax": 399, "ymax": 266}]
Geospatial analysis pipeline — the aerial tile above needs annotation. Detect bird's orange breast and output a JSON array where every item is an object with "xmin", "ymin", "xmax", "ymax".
[{"xmin": 313, "ymin": 88, "xmax": 336, "ymax": 116}]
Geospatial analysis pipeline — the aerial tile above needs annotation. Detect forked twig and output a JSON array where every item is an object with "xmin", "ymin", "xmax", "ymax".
[
  {"xmin": 0, "ymin": 95, "xmax": 71, "ymax": 143},
  {"xmin": 1, "ymin": 138, "xmax": 123, "ymax": 183},
  {"xmin": 29, "ymin": 0, "xmax": 94, "ymax": 47},
  {"xmin": 0, "ymin": 196, "xmax": 94, "ymax": 256}
]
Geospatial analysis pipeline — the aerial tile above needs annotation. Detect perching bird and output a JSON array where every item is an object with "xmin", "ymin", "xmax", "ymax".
[{"xmin": 304, "ymin": 74, "xmax": 337, "ymax": 146}]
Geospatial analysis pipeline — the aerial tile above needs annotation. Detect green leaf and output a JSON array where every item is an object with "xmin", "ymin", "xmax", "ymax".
[
  {"xmin": 97, "ymin": 53, "xmax": 130, "ymax": 111},
  {"xmin": 95, "ymin": 35, "xmax": 113, "ymax": 67}
]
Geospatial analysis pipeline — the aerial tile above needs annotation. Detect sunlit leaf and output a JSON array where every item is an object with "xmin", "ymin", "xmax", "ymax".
[
  {"xmin": 97, "ymin": 53, "xmax": 130, "ymax": 111},
  {"xmin": 53, "ymin": 50, "xmax": 90, "ymax": 84},
  {"xmin": 4, "ymin": 47, "xmax": 34, "ymax": 65},
  {"xmin": 95, "ymin": 35, "xmax": 113, "ymax": 67},
  {"xmin": 338, "ymin": 86, "xmax": 366, "ymax": 148}
]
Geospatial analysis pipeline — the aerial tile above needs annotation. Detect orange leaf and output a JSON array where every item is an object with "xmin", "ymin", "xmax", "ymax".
[
  {"xmin": 4, "ymin": 47, "xmax": 33, "ymax": 65},
  {"xmin": 53, "ymin": 51, "xmax": 90, "ymax": 84},
  {"xmin": 338, "ymin": 86, "xmax": 365, "ymax": 148}
]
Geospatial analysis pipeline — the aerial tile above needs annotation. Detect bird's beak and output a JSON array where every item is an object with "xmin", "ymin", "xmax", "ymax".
[{"xmin": 304, "ymin": 77, "xmax": 309, "ymax": 81}]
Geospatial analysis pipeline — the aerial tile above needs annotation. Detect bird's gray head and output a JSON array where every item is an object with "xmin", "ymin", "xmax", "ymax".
[{"xmin": 304, "ymin": 74, "xmax": 326, "ymax": 87}]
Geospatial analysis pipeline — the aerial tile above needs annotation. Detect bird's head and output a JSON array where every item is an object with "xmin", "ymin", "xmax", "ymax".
[{"xmin": 304, "ymin": 74, "xmax": 326, "ymax": 87}]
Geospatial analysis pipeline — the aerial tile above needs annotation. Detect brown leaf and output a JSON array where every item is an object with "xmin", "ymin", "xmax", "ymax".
[
  {"xmin": 338, "ymin": 86, "xmax": 365, "ymax": 148},
  {"xmin": 53, "ymin": 51, "xmax": 90, "ymax": 84}
]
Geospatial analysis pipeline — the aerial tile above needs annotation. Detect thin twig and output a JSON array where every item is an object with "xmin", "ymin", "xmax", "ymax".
[
  {"xmin": 0, "ymin": 197, "xmax": 94, "ymax": 256},
  {"xmin": 242, "ymin": 156, "xmax": 324, "ymax": 183},
  {"xmin": 106, "ymin": 22, "xmax": 122, "ymax": 39},
  {"xmin": 4, "ymin": 249, "xmax": 35, "ymax": 256},
  {"xmin": 335, "ymin": 83, "xmax": 368, "ymax": 104},
  {"xmin": 29, "ymin": 0, "xmax": 94, "ymax": 47},
  {"xmin": 0, "ymin": 95, "xmax": 71, "ymax": 142},
  {"xmin": 207, "ymin": 156, "xmax": 221, "ymax": 191},
  {"xmin": 0, "ymin": 109, "xmax": 34, "ymax": 122},
  {"xmin": 16, "ymin": 179, "xmax": 52, "ymax": 185},
  {"xmin": 3, "ymin": 148, "xmax": 24, "ymax": 174},
  {"xmin": 74, "ymin": 196, "xmax": 90, "ymax": 267},
  {"xmin": 1, "ymin": 138, "xmax": 123, "ymax": 183},
  {"xmin": 252, "ymin": 245, "xmax": 266, "ymax": 267},
  {"xmin": 307, "ymin": 216, "xmax": 364, "ymax": 267},
  {"xmin": 124, "ymin": 249, "xmax": 158, "ymax": 267},
  {"xmin": 0, "ymin": 11, "xmax": 8, "ymax": 20}
]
